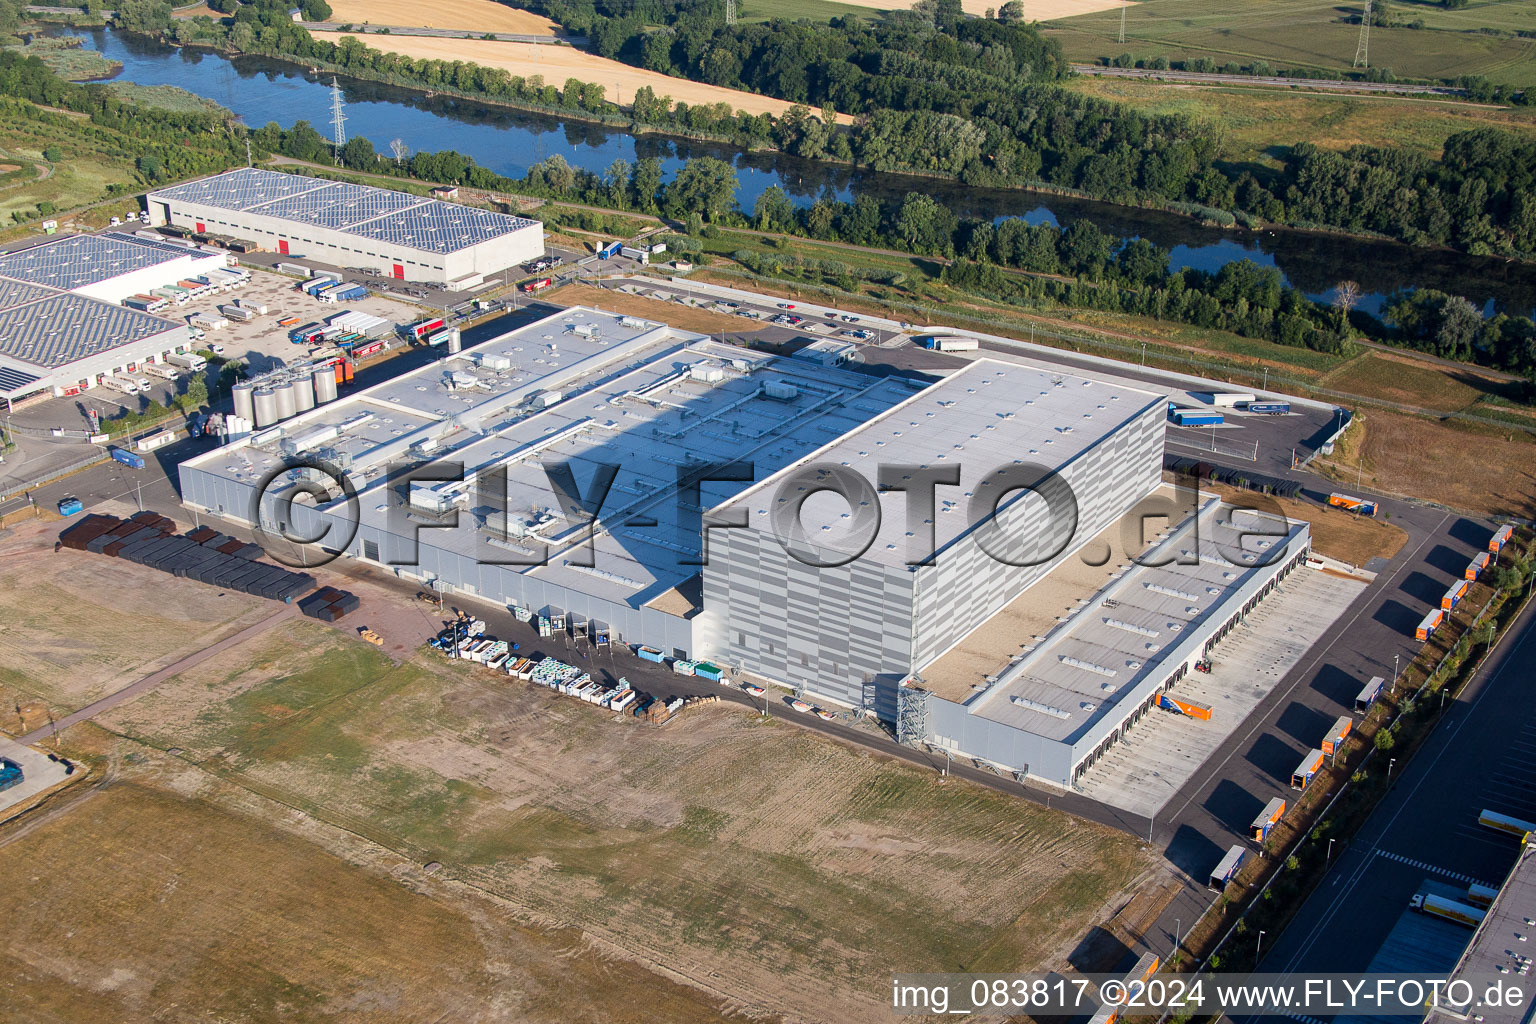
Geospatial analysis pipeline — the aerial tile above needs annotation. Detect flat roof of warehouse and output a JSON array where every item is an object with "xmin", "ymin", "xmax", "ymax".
[
  {"xmin": 187, "ymin": 306, "xmax": 928, "ymax": 607},
  {"xmin": 709, "ymin": 359, "xmax": 1165, "ymax": 570},
  {"xmin": 0, "ymin": 290, "xmax": 184, "ymax": 369},
  {"xmin": 963, "ymin": 501, "xmax": 1308, "ymax": 744},
  {"xmin": 0, "ymin": 231, "xmax": 201, "ymax": 292},
  {"xmin": 150, "ymin": 168, "xmax": 541, "ymax": 254}
]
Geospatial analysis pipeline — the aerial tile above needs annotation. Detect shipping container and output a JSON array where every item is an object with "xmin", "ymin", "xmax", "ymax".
[
  {"xmin": 1290, "ymin": 749, "xmax": 1325, "ymax": 790},
  {"xmin": 109, "ymin": 447, "xmax": 146, "ymax": 469},
  {"xmin": 1442, "ymin": 580, "xmax": 1468, "ymax": 611},
  {"xmin": 1490, "ymin": 524, "xmax": 1514, "ymax": 555},
  {"xmin": 1321, "ymin": 715, "xmax": 1352, "ymax": 756},
  {"xmin": 1328, "ymin": 492, "xmax": 1379, "ymax": 517},
  {"xmin": 1171, "ymin": 409, "xmax": 1224, "ymax": 427},
  {"xmin": 1466, "ymin": 552, "xmax": 1490, "ymax": 581},
  {"xmin": 1250, "ymin": 797, "xmax": 1286, "ymax": 842},
  {"xmin": 1209, "ymin": 845, "xmax": 1246, "ymax": 891},
  {"xmin": 1416, "ymin": 608, "xmax": 1444, "ymax": 642},
  {"xmin": 636, "ymin": 645, "xmax": 666, "ymax": 663}
]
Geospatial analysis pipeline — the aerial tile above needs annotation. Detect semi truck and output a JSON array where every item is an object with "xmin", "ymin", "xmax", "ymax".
[
  {"xmin": 1243, "ymin": 401, "xmax": 1291, "ymax": 414},
  {"xmin": 1409, "ymin": 893, "xmax": 1486, "ymax": 928},
  {"xmin": 145, "ymin": 362, "xmax": 179, "ymax": 380},
  {"xmin": 522, "ymin": 277, "xmax": 553, "ymax": 294},
  {"xmin": 166, "ymin": 351, "xmax": 206, "ymax": 372},
  {"xmin": 1466, "ymin": 883, "xmax": 1500, "ymax": 909},
  {"xmin": 1209, "ymin": 845, "xmax": 1246, "ymax": 891},
  {"xmin": 920, "ymin": 335, "xmax": 981, "ymax": 352},
  {"xmin": 1478, "ymin": 809, "xmax": 1536, "ymax": 838},
  {"xmin": 1355, "ymin": 675, "xmax": 1386, "ymax": 713},
  {"xmin": 1291, "ymin": 749, "xmax": 1325, "ymax": 790},
  {"xmin": 597, "ymin": 240, "xmax": 622, "ymax": 259},
  {"xmin": 620, "ymin": 245, "xmax": 650, "ymax": 264},
  {"xmin": 289, "ymin": 322, "xmax": 326, "ymax": 344},
  {"xmin": 1442, "ymin": 580, "xmax": 1468, "ymax": 611},
  {"xmin": 1250, "ymin": 797, "xmax": 1287, "ymax": 841},
  {"xmin": 1416, "ymin": 608, "xmax": 1444, "ymax": 642},
  {"xmin": 109, "ymin": 446, "xmax": 146, "ymax": 469},
  {"xmin": 1328, "ymin": 492, "xmax": 1379, "ymax": 517},
  {"xmin": 1171, "ymin": 409, "xmax": 1224, "ymax": 427},
  {"xmin": 1321, "ymin": 715, "xmax": 1353, "ymax": 757},
  {"xmin": 100, "ymin": 376, "xmax": 139, "ymax": 395},
  {"xmin": 407, "ymin": 317, "xmax": 446, "ymax": 343},
  {"xmin": 1466, "ymin": 552, "xmax": 1490, "ymax": 581}
]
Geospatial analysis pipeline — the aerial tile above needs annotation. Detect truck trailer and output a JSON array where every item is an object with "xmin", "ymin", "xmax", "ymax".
[
  {"xmin": 1478, "ymin": 809, "xmax": 1536, "ymax": 838},
  {"xmin": 1442, "ymin": 580, "xmax": 1468, "ymax": 611},
  {"xmin": 1171, "ymin": 409, "xmax": 1224, "ymax": 427},
  {"xmin": 1409, "ymin": 893, "xmax": 1486, "ymax": 928},
  {"xmin": 1250, "ymin": 797, "xmax": 1287, "ymax": 842},
  {"xmin": 1243, "ymin": 401, "xmax": 1291, "ymax": 414},
  {"xmin": 1291, "ymin": 749, "xmax": 1325, "ymax": 790},
  {"xmin": 109, "ymin": 446, "xmax": 146, "ymax": 469},
  {"xmin": 1466, "ymin": 552, "xmax": 1490, "ymax": 581},
  {"xmin": 1491, "ymin": 524, "xmax": 1514, "ymax": 555},
  {"xmin": 1416, "ymin": 608, "xmax": 1444, "ymax": 642},
  {"xmin": 620, "ymin": 245, "xmax": 650, "ymax": 264},
  {"xmin": 1209, "ymin": 845, "xmax": 1246, "ymax": 891},
  {"xmin": 1321, "ymin": 715, "xmax": 1352, "ymax": 757},
  {"xmin": 1328, "ymin": 492, "xmax": 1379, "ymax": 516},
  {"xmin": 920, "ymin": 335, "xmax": 981, "ymax": 352},
  {"xmin": 1355, "ymin": 675, "xmax": 1386, "ymax": 713},
  {"xmin": 1159, "ymin": 693, "xmax": 1213, "ymax": 720},
  {"xmin": 166, "ymin": 352, "xmax": 207, "ymax": 371}
]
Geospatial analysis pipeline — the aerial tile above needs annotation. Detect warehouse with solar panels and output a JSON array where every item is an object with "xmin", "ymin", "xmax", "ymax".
[
  {"xmin": 0, "ymin": 232, "xmax": 221, "ymax": 407},
  {"xmin": 146, "ymin": 168, "xmax": 545, "ymax": 287}
]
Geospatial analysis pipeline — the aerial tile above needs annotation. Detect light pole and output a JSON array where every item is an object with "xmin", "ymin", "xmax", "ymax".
[
  {"xmin": 1392, "ymin": 652, "xmax": 1399, "ymax": 692},
  {"xmin": 1388, "ymin": 756, "xmax": 1397, "ymax": 780},
  {"xmin": 1173, "ymin": 918, "xmax": 1181, "ymax": 961},
  {"xmin": 1262, "ymin": 367, "xmax": 1269, "ymax": 390},
  {"xmin": 1256, "ymin": 929, "xmax": 1266, "ymax": 963},
  {"xmin": 1327, "ymin": 837, "xmax": 1336, "ymax": 865}
]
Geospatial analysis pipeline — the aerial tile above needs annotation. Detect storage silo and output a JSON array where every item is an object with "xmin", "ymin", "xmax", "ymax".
[
  {"xmin": 252, "ymin": 388, "xmax": 279, "ymax": 427},
  {"xmin": 232, "ymin": 381, "xmax": 256, "ymax": 424},
  {"xmin": 292, "ymin": 369, "xmax": 315, "ymax": 413},
  {"xmin": 273, "ymin": 380, "xmax": 298, "ymax": 421},
  {"xmin": 446, "ymin": 328, "xmax": 462, "ymax": 354},
  {"xmin": 313, "ymin": 369, "xmax": 338, "ymax": 404}
]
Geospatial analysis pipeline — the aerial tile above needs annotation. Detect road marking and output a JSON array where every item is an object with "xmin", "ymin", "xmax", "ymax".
[{"xmin": 1373, "ymin": 850, "xmax": 1490, "ymax": 886}]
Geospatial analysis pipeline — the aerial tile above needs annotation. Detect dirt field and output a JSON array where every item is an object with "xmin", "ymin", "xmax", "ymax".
[
  {"xmin": 310, "ymin": 32, "xmax": 810, "ymax": 117},
  {"xmin": 86, "ymin": 611, "xmax": 1152, "ymax": 1022},
  {"xmin": 1317, "ymin": 351, "xmax": 1514, "ymax": 414},
  {"xmin": 555, "ymin": 281, "xmax": 747, "ymax": 335},
  {"xmin": 327, "ymin": 0, "xmax": 560, "ymax": 34},
  {"xmin": 0, "ymin": 752, "xmax": 741, "ymax": 1024},
  {"xmin": 0, "ymin": 515, "xmax": 275, "ymax": 726},
  {"xmin": 1201, "ymin": 480, "xmax": 1408, "ymax": 567},
  {"xmin": 1312, "ymin": 409, "xmax": 1536, "ymax": 518}
]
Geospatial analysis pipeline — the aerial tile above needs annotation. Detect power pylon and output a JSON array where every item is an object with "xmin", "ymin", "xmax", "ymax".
[
  {"xmin": 329, "ymin": 77, "xmax": 347, "ymax": 161},
  {"xmin": 1118, "ymin": 0, "xmax": 1126, "ymax": 44},
  {"xmin": 725, "ymin": 0, "xmax": 737, "ymax": 26},
  {"xmin": 1353, "ymin": 0, "xmax": 1371, "ymax": 68}
]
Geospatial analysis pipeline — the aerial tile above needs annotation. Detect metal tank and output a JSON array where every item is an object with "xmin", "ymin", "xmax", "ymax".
[
  {"xmin": 231, "ymin": 381, "xmax": 255, "ymax": 423},
  {"xmin": 273, "ymin": 380, "xmax": 297, "ymax": 421},
  {"xmin": 312, "ymin": 369, "xmax": 338, "ymax": 404},
  {"xmin": 291, "ymin": 369, "xmax": 315, "ymax": 412},
  {"xmin": 251, "ymin": 388, "xmax": 278, "ymax": 428},
  {"xmin": 447, "ymin": 328, "xmax": 462, "ymax": 354}
]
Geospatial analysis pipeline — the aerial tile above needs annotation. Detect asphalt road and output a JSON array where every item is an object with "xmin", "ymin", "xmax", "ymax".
[
  {"xmin": 1255, "ymin": 590, "xmax": 1536, "ymax": 983},
  {"xmin": 1070, "ymin": 64, "xmax": 1464, "ymax": 98}
]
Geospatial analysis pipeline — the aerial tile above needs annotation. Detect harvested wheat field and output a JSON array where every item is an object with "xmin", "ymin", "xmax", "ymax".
[
  {"xmin": 91, "ymin": 619, "xmax": 1153, "ymax": 1022},
  {"xmin": 0, "ymin": 750, "xmax": 740, "ymax": 1024},
  {"xmin": 0, "ymin": 515, "xmax": 273, "ymax": 723},
  {"xmin": 832, "ymin": 0, "xmax": 1128, "ymax": 18},
  {"xmin": 327, "ymin": 0, "xmax": 560, "ymax": 35},
  {"xmin": 310, "ymin": 31, "xmax": 810, "ymax": 117}
]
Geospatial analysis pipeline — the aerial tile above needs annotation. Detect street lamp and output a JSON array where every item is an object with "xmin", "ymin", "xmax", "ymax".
[
  {"xmin": 1174, "ymin": 918, "xmax": 1181, "ymax": 961},
  {"xmin": 1327, "ymin": 837, "xmax": 1336, "ymax": 865},
  {"xmin": 1256, "ymin": 929, "xmax": 1266, "ymax": 962},
  {"xmin": 1388, "ymin": 757, "xmax": 1397, "ymax": 780}
]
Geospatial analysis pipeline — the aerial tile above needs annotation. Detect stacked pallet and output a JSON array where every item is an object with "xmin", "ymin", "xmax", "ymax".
[
  {"xmin": 59, "ymin": 513, "xmax": 315, "ymax": 603},
  {"xmin": 297, "ymin": 586, "xmax": 360, "ymax": 622}
]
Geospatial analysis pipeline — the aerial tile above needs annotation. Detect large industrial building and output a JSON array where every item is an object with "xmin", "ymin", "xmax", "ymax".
[
  {"xmin": 179, "ymin": 306, "xmax": 1312, "ymax": 788},
  {"xmin": 146, "ymin": 168, "xmax": 545, "ymax": 287},
  {"xmin": 0, "ymin": 232, "xmax": 221, "ymax": 406}
]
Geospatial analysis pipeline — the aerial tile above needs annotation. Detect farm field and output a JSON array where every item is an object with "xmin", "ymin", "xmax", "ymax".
[
  {"xmin": 1065, "ymin": 78, "xmax": 1536, "ymax": 167},
  {"xmin": 829, "ymin": 0, "xmax": 1126, "ymax": 18},
  {"xmin": 308, "ymin": 31, "xmax": 812, "ymax": 117},
  {"xmin": 0, "ymin": 753, "xmax": 739, "ymax": 1024},
  {"xmin": 0, "ymin": 517, "xmax": 274, "ymax": 728},
  {"xmin": 325, "ymin": 0, "xmax": 561, "ymax": 35},
  {"xmin": 90, "ymin": 616, "xmax": 1154, "ymax": 1022},
  {"xmin": 1042, "ymin": 0, "xmax": 1536, "ymax": 88}
]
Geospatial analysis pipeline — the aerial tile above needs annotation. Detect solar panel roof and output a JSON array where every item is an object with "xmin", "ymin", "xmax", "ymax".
[
  {"xmin": 246, "ymin": 179, "xmax": 430, "ymax": 229},
  {"xmin": 148, "ymin": 166, "xmax": 330, "ymax": 212},
  {"xmin": 0, "ymin": 292, "xmax": 181, "ymax": 368},
  {"xmin": 0, "ymin": 233, "xmax": 191, "ymax": 292},
  {"xmin": 0, "ymin": 364, "xmax": 42, "ymax": 394},
  {"xmin": 0, "ymin": 276, "xmax": 56, "ymax": 311},
  {"xmin": 346, "ymin": 202, "xmax": 540, "ymax": 254}
]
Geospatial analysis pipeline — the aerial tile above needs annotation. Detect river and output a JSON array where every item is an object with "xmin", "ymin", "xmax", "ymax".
[{"xmin": 70, "ymin": 26, "xmax": 1536, "ymax": 318}]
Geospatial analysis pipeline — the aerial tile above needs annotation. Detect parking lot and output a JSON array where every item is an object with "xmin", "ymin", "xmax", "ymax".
[
  {"xmin": 0, "ymin": 735, "xmax": 72, "ymax": 815},
  {"xmin": 1076, "ymin": 565, "xmax": 1369, "ymax": 817}
]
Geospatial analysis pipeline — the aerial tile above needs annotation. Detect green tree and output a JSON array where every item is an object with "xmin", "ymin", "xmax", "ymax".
[{"xmin": 665, "ymin": 157, "xmax": 737, "ymax": 221}]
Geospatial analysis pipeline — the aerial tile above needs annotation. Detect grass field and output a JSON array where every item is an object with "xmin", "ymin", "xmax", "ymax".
[
  {"xmin": 1203, "ymin": 480, "xmax": 1409, "ymax": 564},
  {"xmin": 1315, "ymin": 350, "xmax": 1521, "ymax": 412},
  {"xmin": 0, "ymin": 761, "xmax": 740, "ymax": 1023},
  {"xmin": 1043, "ymin": 0, "xmax": 1536, "ymax": 88},
  {"xmin": 310, "ymin": 31, "xmax": 815, "ymax": 117},
  {"xmin": 1066, "ymin": 77, "xmax": 1536, "ymax": 167},
  {"xmin": 89, "ymin": 616, "xmax": 1153, "ymax": 1021},
  {"xmin": 3, "ymin": 36, "xmax": 121, "ymax": 82},
  {"xmin": 327, "ymin": 0, "xmax": 561, "ymax": 34},
  {"xmin": 105, "ymin": 82, "xmax": 229, "ymax": 114}
]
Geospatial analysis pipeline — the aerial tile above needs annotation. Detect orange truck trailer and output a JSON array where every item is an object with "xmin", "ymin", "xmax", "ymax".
[
  {"xmin": 1466, "ymin": 552, "xmax": 1490, "ymax": 581},
  {"xmin": 1490, "ymin": 524, "xmax": 1514, "ymax": 554},
  {"xmin": 1417, "ymin": 608, "xmax": 1445, "ymax": 642},
  {"xmin": 1291, "ymin": 749, "xmax": 1325, "ymax": 790},
  {"xmin": 1321, "ymin": 715, "xmax": 1353, "ymax": 756},
  {"xmin": 1159, "ymin": 693, "xmax": 1213, "ymax": 720},
  {"xmin": 1442, "ymin": 580, "xmax": 1468, "ymax": 611},
  {"xmin": 1251, "ymin": 797, "xmax": 1287, "ymax": 841}
]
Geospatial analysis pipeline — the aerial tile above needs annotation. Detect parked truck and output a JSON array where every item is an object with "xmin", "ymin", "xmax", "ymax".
[
  {"xmin": 1442, "ymin": 580, "xmax": 1468, "ymax": 611},
  {"xmin": 1355, "ymin": 675, "xmax": 1386, "ymax": 713},
  {"xmin": 1209, "ymin": 845, "xmax": 1246, "ymax": 891},
  {"xmin": 1491, "ymin": 524, "xmax": 1514, "ymax": 555},
  {"xmin": 1159, "ymin": 693, "xmax": 1213, "ymax": 719},
  {"xmin": 145, "ymin": 362, "xmax": 179, "ymax": 381},
  {"xmin": 1328, "ymin": 492, "xmax": 1379, "ymax": 517},
  {"xmin": 1171, "ymin": 408, "xmax": 1224, "ymax": 427},
  {"xmin": 1243, "ymin": 401, "xmax": 1291, "ymax": 414},
  {"xmin": 919, "ymin": 335, "xmax": 981, "ymax": 352},
  {"xmin": 1478, "ymin": 809, "xmax": 1536, "ymax": 838},
  {"xmin": 1409, "ymin": 893, "xmax": 1486, "ymax": 928},
  {"xmin": 1416, "ymin": 608, "xmax": 1445, "ymax": 642},
  {"xmin": 1466, "ymin": 883, "xmax": 1500, "ymax": 909},
  {"xmin": 522, "ymin": 277, "xmax": 553, "ymax": 294},
  {"xmin": 597, "ymin": 240, "xmax": 622, "ymax": 259},
  {"xmin": 166, "ymin": 352, "xmax": 207, "ymax": 371},
  {"xmin": 109, "ymin": 446, "xmax": 146, "ymax": 469},
  {"xmin": 1250, "ymin": 797, "xmax": 1287, "ymax": 842},
  {"xmin": 219, "ymin": 304, "xmax": 255, "ymax": 323},
  {"xmin": 620, "ymin": 245, "xmax": 650, "ymax": 264},
  {"xmin": 1291, "ymin": 749, "xmax": 1325, "ymax": 790},
  {"xmin": 1321, "ymin": 715, "xmax": 1353, "ymax": 757},
  {"xmin": 1466, "ymin": 552, "xmax": 1490, "ymax": 581},
  {"xmin": 100, "ymin": 376, "xmax": 139, "ymax": 395}
]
